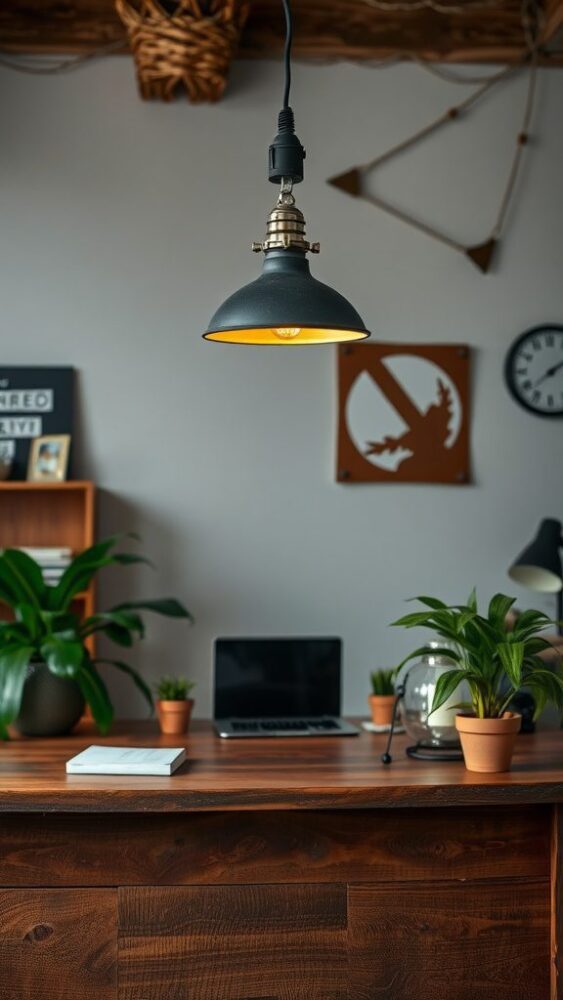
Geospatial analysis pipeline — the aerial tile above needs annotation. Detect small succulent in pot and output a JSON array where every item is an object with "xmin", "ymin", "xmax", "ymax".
[
  {"xmin": 154, "ymin": 676, "xmax": 196, "ymax": 736},
  {"xmin": 392, "ymin": 590, "xmax": 563, "ymax": 772},
  {"xmin": 368, "ymin": 668, "xmax": 396, "ymax": 726},
  {"xmin": 0, "ymin": 538, "xmax": 192, "ymax": 739}
]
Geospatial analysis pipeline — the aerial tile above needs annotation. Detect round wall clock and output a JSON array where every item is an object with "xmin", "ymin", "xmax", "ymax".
[{"xmin": 504, "ymin": 325, "xmax": 563, "ymax": 417}]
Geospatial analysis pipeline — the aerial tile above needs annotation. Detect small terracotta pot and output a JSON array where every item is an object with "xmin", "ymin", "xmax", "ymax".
[
  {"xmin": 368, "ymin": 694, "xmax": 395, "ymax": 727},
  {"xmin": 156, "ymin": 698, "xmax": 194, "ymax": 736},
  {"xmin": 455, "ymin": 712, "xmax": 521, "ymax": 773}
]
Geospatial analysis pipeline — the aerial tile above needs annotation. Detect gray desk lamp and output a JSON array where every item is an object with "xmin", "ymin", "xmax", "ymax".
[{"xmin": 508, "ymin": 518, "xmax": 563, "ymax": 635}]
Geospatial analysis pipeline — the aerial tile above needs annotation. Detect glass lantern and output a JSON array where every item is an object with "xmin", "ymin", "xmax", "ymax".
[{"xmin": 398, "ymin": 642, "xmax": 466, "ymax": 760}]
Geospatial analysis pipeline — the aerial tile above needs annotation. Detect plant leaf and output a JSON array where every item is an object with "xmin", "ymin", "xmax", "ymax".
[
  {"xmin": 526, "ymin": 669, "xmax": 563, "ymax": 716},
  {"xmin": 408, "ymin": 596, "xmax": 448, "ymax": 610},
  {"xmin": 76, "ymin": 664, "xmax": 113, "ymax": 734},
  {"xmin": 456, "ymin": 608, "xmax": 477, "ymax": 632},
  {"xmin": 0, "ymin": 644, "xmax": 34, "ymax": 738},
  {"xmin": 431, "ymin": 669, "xmax": 467, "ymax": 714},
  {"xmin": 523, "ymin": 636, "xmax": 555, "ymax": 656},
  {"xmin": 467, "ymin": 588, "xmax": 477, "ymax": 612},
  {"xmin": 46, "ymin": 536, "xmax": 125, "ymax": 610},
  {"xmin": 112, "ymin": 598, "xmax": 193, "ymax": 621},
  {"xmin": 41, "ymin": 637, "xmax": 84, "ymax": 677},
  {"xmin": 14, "ymin": 602, "xmax": 40, "ymax": 641},
  {"xmin": 497, "ymin": 641, "xmax": 524, "ymax": 689},
  {"xmin": 104, "ymin": 624, "xmax": 135, "ymax": 648},
  {"xmin": 94, "ymin": 658, "xmax": 153, "ymax": 712},
  {"xmin": 81, "ymin": 611, "xmax": 145, "ymax": 639},
  {"xmin": 0, "ymin": 549, "xmax": 46, "ymax": 608},
  {"xmin": 112, "ymin": 553, "xmax": 155, "ymax": 569},
  {"xmin": 488, "ymin": 593, "xmax": 517, "ymax": 631},
  {"xmin": 40, "ymin": 611, "xmax": 80, "ymax": 635},
  {"xmin": 395, "ymin": 645, "xmax": 461, "ymax": 675}
]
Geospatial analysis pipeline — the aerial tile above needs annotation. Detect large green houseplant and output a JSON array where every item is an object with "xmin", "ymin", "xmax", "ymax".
[
  {"xmin": 393, "ymin": 590, "xmax": 563, "ymax": 772},
  {"xmin": 0, "ymin": 538, "xmax": 192, "ymax": 739}
]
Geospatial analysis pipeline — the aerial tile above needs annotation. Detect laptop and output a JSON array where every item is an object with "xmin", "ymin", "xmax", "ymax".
[{"xmin": 213, "ymin": 637, "xmax": 359, "ymax": 738}]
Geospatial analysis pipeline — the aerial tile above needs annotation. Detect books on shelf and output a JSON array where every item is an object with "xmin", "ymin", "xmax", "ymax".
[
  {"xmin": 66, "ymin": 745, "xmax": 187, "ymax": 776},
  {"xmin": 18, "ymin": 546, "xmax": 72, "ymax": 584},
  {"xmin": 19, "ymin": 546, "xmax": 72, "ymax": 561}
]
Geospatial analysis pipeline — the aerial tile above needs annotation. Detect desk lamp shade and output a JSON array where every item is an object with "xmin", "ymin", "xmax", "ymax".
[
  {"xmin": 508, "ymin": 518, "xmax": 563, "ymax": 593},
  {"xmin": 203, "ymin": 0, "xmax": 369, "ymax": 347}
]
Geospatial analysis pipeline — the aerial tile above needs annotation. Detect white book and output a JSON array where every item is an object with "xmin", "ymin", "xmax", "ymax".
[{"xmin": 66, "ymin": 745, "xmax": 187, "ymax": 776}]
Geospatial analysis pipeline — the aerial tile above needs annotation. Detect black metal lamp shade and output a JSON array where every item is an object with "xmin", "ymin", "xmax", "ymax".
[
  {"xmin": 204, "ymin": 251, "xmax": 369, "ymax": 345},
  {"xmin": 508, "ymin": 518, "xmax": 563, "ymax": 593}
]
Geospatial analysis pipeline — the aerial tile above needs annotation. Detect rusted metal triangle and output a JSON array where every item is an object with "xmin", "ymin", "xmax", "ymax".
[
  {"xmin": 465, "ymin": 238, "xmax": 497, "ymax": 274},
  {"xmin": 327, "ymin": 168, "xmax": 362, "ymax": 197}
]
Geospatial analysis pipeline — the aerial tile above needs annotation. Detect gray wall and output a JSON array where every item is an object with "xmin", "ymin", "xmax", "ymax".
[{"xmin": 1, "ymin": 58, "xmax": 561, "ymax": 717}]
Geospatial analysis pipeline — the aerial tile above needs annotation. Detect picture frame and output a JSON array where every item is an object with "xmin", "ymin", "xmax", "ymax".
[{"xmin": 27, "ymin": 434, "xmax": 71, "ymax": 483}]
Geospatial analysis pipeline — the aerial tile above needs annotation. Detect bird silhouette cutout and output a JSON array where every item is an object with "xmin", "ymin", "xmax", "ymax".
[{"xmin": 365, "ymin": 378, "xmax": 453, "ymax": 473}]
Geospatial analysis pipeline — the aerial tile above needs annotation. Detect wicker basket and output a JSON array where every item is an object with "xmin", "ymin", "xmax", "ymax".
[{"xmin": 115, "ymin": 0, "xmax": 250, "ymax": 102}]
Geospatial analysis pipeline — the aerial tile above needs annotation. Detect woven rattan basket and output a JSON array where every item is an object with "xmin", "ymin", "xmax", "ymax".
[{"xmin": 115, "ymin": 0, "xmax": 250, "ymax": 102}]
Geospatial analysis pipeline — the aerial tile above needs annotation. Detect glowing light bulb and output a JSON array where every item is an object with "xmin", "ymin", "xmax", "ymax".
[{"xmin": 273, "ymin": 327, "xmax": 302, "ymax": 340}]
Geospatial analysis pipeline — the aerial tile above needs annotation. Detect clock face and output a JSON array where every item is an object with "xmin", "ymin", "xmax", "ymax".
[{"xmin": 505, "ymin": 325, "xmax": 563, "ymax": 417}]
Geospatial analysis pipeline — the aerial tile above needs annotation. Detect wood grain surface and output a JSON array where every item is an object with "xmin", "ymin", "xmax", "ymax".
[
  {"xmin": 119, "ymin": 884, "xmax": 347, "ymax": 1000},
  {"xmin": 1, "ymin": 0, "xmax": 562, "ymax": 65},
  {"xmin": 0, "ymin": 806, "xmax": 550, "ymax": 888},
  {"xmin": 553, "ymin": 805, "xmax": 562, "ymax": 999},
  {"xmin": 0, "ymin": 889, "xmax": 117, "ymax": 999},
  {"xmin": 349, "ymin": 879, "xmax": 551, "ymax": 999},
  {"xmin": 0, "ymin": 721, "xmax": 562, "ymax": 813}
]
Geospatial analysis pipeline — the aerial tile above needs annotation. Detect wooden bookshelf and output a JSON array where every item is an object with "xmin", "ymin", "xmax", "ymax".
[{"xmin": 0, "ymin": 481, "xmax": 95, "ymax": 622}]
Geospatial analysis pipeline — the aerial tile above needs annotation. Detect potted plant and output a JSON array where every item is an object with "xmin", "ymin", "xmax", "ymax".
[
  {"xmin": 368, "ymin": 668, "xmax": 396, "ymax": 726},
  {"xmin": 154, "ymin": 676, "xmax": 196, "ymax": 735},
  {"xmin": 392, "ymin": 590, "xmax": 563, "ymax": 773},
  {"xmin": 0, "ymin": 538, "xmax": 192, "ymax": 739}
]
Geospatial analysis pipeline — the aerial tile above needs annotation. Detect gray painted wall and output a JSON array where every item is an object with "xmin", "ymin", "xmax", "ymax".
[{"xmin": 0, "ymin": 58, "xmax": 561, "ymax": 718}]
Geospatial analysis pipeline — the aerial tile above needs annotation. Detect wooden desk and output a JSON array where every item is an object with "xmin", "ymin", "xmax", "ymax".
[{"xmin": 0, "ymin": 721, "xmax": 562, "ymax": 999}]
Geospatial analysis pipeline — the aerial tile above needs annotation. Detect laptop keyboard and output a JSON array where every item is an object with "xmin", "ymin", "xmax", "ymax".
[{"xmin": 231, "ymin": 719, "xmax": 341, "ymax": 733}]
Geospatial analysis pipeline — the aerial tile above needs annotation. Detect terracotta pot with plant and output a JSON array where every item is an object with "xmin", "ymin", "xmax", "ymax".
[
  {"xmin": 368, "ymin": 668, "xmax": 396, "ymax": 726},
  {"xmin": 155, "ymin": 677, "xmax": 195, "ymax": 735},
  {"xmin": 393, "ymin": 590, "xmax": 563, "ymax": 773},
  {"xmin": 0, "ymin": 538, "xmax": 192, "ymax": 739}
]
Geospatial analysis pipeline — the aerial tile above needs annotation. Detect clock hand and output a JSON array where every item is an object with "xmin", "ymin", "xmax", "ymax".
[{"xmin": 534, "ymin": 360, "xmax": 563, "ymax": 387}]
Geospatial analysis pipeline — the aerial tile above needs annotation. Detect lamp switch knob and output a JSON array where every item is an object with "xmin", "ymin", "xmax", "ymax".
[
  {"xmin": 310, "ymin": 242, "xmax": 320, "ymax": 254},
  {"xmin": 251, "ymin": 242, "xmax": 263, "ymax": 253}
]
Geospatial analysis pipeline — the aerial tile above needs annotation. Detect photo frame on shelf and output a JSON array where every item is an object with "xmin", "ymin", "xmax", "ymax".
[{"xmin": 27, "ymin": 434, "xmax": 71, "ymax": 483}]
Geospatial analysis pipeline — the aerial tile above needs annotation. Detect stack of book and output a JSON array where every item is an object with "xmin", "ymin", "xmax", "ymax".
[{"xmin": 19, "ymin": 546, "xmax": 72, "ymax": 585}]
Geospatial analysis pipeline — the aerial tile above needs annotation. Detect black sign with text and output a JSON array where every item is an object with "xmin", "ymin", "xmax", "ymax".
[{"xmin": 0, "ymin": 367, "xmax": 74, "ymax": 479}]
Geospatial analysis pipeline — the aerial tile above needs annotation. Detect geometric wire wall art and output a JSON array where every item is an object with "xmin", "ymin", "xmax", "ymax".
[
  {"xmin": 328, "ymin": 56, "xmax": 538, "ymax": 275},
  {"xmin": 337, "ymin": 343, "xmax": 470, "ymax": 484}
]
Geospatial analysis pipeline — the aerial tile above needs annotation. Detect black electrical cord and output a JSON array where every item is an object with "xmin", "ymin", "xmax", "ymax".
[
  {"xmin": 281, "ymin": 0, "xmax": 292, "ymax": 110},
  {"xmin": 267, "ymin": 0, "xmax": 304, "ymax": 184}
]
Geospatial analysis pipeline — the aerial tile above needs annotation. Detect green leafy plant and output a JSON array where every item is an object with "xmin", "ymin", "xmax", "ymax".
[
  {"xmin": 392, "ymin": 590, "xmax": 563, "ymax": 720},
  {"xmin": 0, "ymin": 538, "xmax": 193, "ymax": 739},
  {"xmin": 370, "ymin": 668, "xmax": 396, "ymax": 696},
  {"xmin": 154, "ymin": 676, "xmax": 195, "ymax": 701}
]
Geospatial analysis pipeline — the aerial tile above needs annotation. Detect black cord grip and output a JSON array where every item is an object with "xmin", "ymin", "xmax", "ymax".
[{"xmin": 268, "ymin": 107, "xmax": 305, "ymax": 184}]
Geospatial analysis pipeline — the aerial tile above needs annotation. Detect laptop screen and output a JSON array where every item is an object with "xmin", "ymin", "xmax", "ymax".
[{"xmin": 214, "ymin": 637, "xmax": 342, "ymax": 718}]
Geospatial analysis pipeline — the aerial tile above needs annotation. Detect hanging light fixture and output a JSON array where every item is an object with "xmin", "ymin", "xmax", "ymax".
[{"xmin": 204, "ymin": 0, "xmax": 369, "ymax": 346}]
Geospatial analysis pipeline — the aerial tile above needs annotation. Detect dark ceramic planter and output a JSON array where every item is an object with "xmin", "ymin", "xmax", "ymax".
[{"xmin": 15, "ymin": 663, "xmax": 85, "ymax": 737}]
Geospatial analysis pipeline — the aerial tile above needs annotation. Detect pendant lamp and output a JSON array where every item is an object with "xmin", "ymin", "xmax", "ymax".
[{"xmin": 204, "ymin": 0, "xmax": 369, "ymax": 346}]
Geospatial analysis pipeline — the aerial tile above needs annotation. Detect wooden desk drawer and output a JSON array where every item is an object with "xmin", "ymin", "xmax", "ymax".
[
  {"xmin": 0, "ymin": 889, "xmax": 116, "ymax": 999},
  {"xmin": 119, "ymin": 884, "xmax": 347, "ymax": 1000},
  {"xmin": 0, "ymin": 878, "xmax": 551, "ymax": 1000},
  {"xmin": 0, "ymin": 806, "xmax": 550, "ymax": 887}
]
